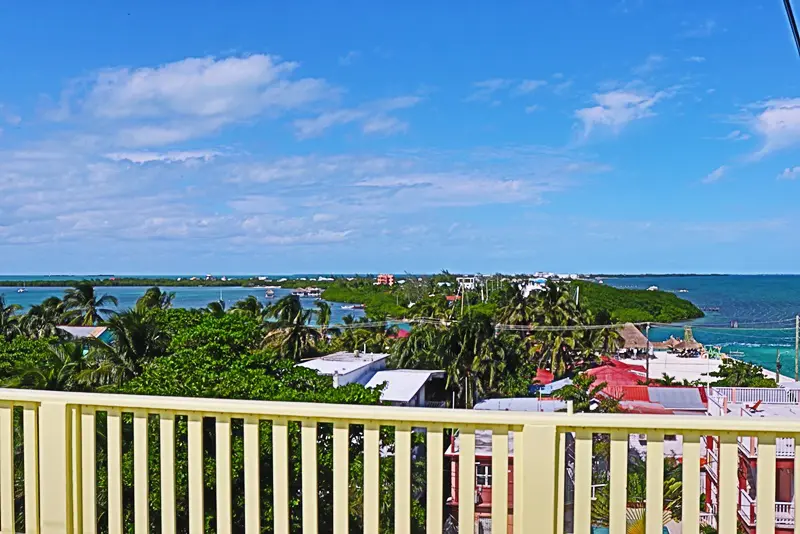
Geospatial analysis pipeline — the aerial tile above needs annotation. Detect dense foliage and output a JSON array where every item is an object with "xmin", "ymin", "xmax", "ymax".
[
  {"xmin": 709, "ymin": 358, "xmax": 778, "ymax": 387},
  {"xmin": 573, "ymin": 281, "xmax": 704, "ymax": 323}
]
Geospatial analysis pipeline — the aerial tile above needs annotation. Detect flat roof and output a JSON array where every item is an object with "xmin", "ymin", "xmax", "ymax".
[
  {"xmin": 364, "ymin": 370, "xmax": 444, "ymax": 403},
  {"xmin": 473, "ymin": 398, "xmax": 567, "ymax": 412},
  {"xmin": 298, "ymin": 352, "xmax": 389, "ymax": 377},
  {"xmin": 57, "ymin": 326, "xmax": 108, "ymax": 339}
]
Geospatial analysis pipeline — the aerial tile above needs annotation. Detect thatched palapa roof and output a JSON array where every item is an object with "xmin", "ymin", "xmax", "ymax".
[
  {"xmin": 652, "ymin": 336, "xmax": 681, "ymax": 349},
  {"xmin": 618, "ymin": 323, "xmax": 649, "ymax": 350}
]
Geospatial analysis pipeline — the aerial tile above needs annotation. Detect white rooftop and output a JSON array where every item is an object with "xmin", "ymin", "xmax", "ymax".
[
  {"xmin": 474, "ymin": 398, "xmax": 567, "ymax": 412},
  {"xmin": 364, "ymin": 369, "xmax": 444, "ymax": 403},
  {"xmin": 57, "ymin": 326, "xmax": 108, "ymax": 339},
  {"xmin": 298, "ymin": 352, "xmax": 389, "ymax": 377}
]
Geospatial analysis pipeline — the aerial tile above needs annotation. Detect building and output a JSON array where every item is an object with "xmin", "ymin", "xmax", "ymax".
[
  {"xmin": 56, "ymin": 325, "xmax": 113, "ymax": 343},
  {"xmin": 704, "ymin": 386, "xmax": 800, "ymax": 533},
  {"xmin": 446, "ymin": 400, "xmax": 567, "ymax": 533},
  {"xmin": 297, "ymin": 351, "xmax": 443, "ymax": 407},
  {"xmin": 376, "ymin": 273, "xmax": 395, "ymax": 286},
  {"xmin": 456, "ymin": 277, "xmax": 477, "ymax": 291}
]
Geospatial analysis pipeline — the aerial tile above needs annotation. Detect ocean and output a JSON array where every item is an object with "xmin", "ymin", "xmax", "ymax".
[
  {"xmin": 0, "ymin": 284, "xmax": 365, "ymax": 325},
  {"xmin": 603, "ymin": 275, "xmax": 800, "ymax": 375}
]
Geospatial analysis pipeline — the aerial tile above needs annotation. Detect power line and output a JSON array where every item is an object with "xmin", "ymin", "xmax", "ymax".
[{"xmin": 785, "ymin": 0, "xmax": 800, "ymax": 57}]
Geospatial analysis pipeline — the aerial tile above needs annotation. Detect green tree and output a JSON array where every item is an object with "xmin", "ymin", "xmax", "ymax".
[
  {"xmin": 314, "ymin": 300, "xmax": 331, "ymax": 330},
  {"xmin": 554, "ymin": 373, "xmax": 619, "ymax": 413},
  {"xmin": 135, "ymin": 287, "xmax": 175, "ymax": 311},
  {"xmin": 0, "ymin": 296, "xmax": 22, "ymax": 341},
  {"xmin": 263, "ymin": 295, "xmax": 321, "ymax": 361},
  {"xmin": 79, "ymin": 309, "xmax": 168, "ymax": 388},
  {"xmin": 709, "ymin": 358, "xmax": 778, "ymax": 387},
  {"xmin": 230, "ymin": 295, "xmax": 264, "ymax": 319},
  {"xmin": 63, "ymin": 282, "xmax": 119, "ymax": 325},
  {"xmin": 21, "ymin": 297, "xmax": 66, "ymax": 338},
  {"xmin": 2, "ymin": 342, "xmax": 85, "ymax": 391}
]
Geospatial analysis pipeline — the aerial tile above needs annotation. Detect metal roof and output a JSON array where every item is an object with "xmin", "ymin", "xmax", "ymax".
[
  {"xmin": 57, "ymin": 326, "xmax": 108, "ymax": 339},
  {"xmin": 648, "ymin": 387, "xmax": 706, "ymax": 411},
  {"xmin": 363, "ymin": 370, "xmax": 444, "ymax": 403},
  {"xmin": 473, "ymin": 398, "xmax": 567, "ymax": 412},
  {"xmin": 298, "ymin": 352, "xmax": 389, "ymax": 377}
]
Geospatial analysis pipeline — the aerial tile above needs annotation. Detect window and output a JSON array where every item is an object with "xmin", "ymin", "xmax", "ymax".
[{"xmin": 476, "ymin": 464, "xmax": 492, "ymax": 487}]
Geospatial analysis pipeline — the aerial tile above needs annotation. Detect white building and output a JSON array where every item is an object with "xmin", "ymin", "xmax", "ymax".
[{"xmin": 298, "ymin": 352, "xmax": 443, "ymax": 407}]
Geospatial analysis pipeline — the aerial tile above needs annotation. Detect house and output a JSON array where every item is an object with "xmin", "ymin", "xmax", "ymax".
[
  {"xmin": 376, "ymin": 274, "xmax": 395, "ymax": 286},
  {"xmin": 297, "ymin": 351, "xmax": 443, "ymax": 407},
  {"xmin": 447, "ymin": 398, "xmax": 567, "ymax": 533},
  {"xmin": 704, "ymin": 386, "xmax": 800, "ymax": 533},
  {"xmin": 456, "ymin": 277, "xmax": 477, "ymax": 291},
  {"xmin": 56, "ymin": 325, "xmax": 113, "ymax": 343}
]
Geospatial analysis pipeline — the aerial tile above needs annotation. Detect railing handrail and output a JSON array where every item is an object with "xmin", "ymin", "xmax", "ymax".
[
  {"xmin": 6, "ymin": 388, "xmax": 800, "ymax": 433},
  {"xmin": 711, "ymin": 386, "xmax": 799, "ymax": 404}
]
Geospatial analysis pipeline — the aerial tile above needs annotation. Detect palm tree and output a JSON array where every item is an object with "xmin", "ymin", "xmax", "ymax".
[
  {"xmin": 230, "ymin": 295, "xmax": 264, "ymax": 319},
  {"xmin": 135, "ymin": 287, "xmax": 175, "ymax": 311},
  {"xmin": 554, "ymin": 373, "xmax": 618, "ymax": 413},
  {"xmin": 314, "ymin": 301, "xmax": 331, "ymax": 330},
  {"xmin": 78, "ymin": 309, "xmax": 168, "ymax": 388},
  {"xmin": 21, "ymin": 297, "xmax": 67, "ymax": 339},
  {"xmin": 2, "ymin": 342, "xmax": 85, "ymax": 391},
  {"xmin": 262, "ymin": 295, "xmax": 321, "ymax": 361},
  {"xmin": 205, "ymin": 299, "xmax": 227, "ymax": 318},
  {"xmin": 0, "ymin": 295, "xmax": 22, "ymax": 341},
  {"xmin": 63, "ymin": 282, "xmax": 118, "ymax": 326}
]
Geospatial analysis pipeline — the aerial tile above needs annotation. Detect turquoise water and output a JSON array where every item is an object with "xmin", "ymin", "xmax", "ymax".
[
  {"xmin": 603, "ymin": 275, "xmax": 800, "ymax": 374},
  {"xmin": 0, "ymin": 285, "xmax": 365, "ymax": 325}
]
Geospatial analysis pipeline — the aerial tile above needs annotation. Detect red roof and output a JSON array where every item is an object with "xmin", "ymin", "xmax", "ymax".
[
  {"xmin": 586, "ymin": 366, "xmax": 642, "ymax": 386},
  {"xmin": 603, "ymin": 385, "xmax": 651, "ymax": 401},
  {"xmin": 600, "ymin": 356, "xmax": 647, "ymax": 374},
  {"xmin": 446, "ymin": 295, "xmax": 461, "ymax": 301},
  {"xmin": 618, "ymin": 401, "xmax": 674, "ymax": 415},
  {"xmin": 533, "ymin": 369, "xmax": 555, "ymax": 385}
]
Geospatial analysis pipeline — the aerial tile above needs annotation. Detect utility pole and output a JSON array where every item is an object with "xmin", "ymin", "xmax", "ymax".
[
  {"xmin": 777, "ymin": 348, "xmax": 782, "ymax": 384},
  {"xmin": 795, "ymin": 314, "xmax": 799, "ymax": 381},
  {"xmin": 645, "ymin": 323, "xmax": 651, "ymax": 382}
]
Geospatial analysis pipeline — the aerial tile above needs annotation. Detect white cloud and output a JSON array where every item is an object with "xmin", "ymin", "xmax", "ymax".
[
  {"xmin": 515, "ymin": 80, "xmax": 547, "ymax": 94},
  {"xmin": 575, "ymin": 85, "xmax": 675, "ymax": 137},
  {"xmin": 105, "ymin": 150, "xmax": 220, "ymax": 164},
  {"xmin": 553, "ymin": 80, "xmax": 573, "ymax": 95},
  {"xmin": 293, "ymin": 95, "xmax": 421, "ymax": 139},
  {"xmin": 465, "ymin": 79, "xmax": 513, "ymax": 102},
  {"xmin": 778, "ymin": 167, "xmax": 800, "ymax": 180},
  {"xmin": 685, "ymin": 56, "xmax": 706, "ymax": 63},
  {"xmin": 680, "ymin": 19, "xmax": 717, "ymax": 38},
  {"xmin": 748, "ymin": 98, "xmax": 800, "ymax": 157},
  {"xmin": 633, "ymin": 54, "xmax": 664, "ymax": 75},
  {"xmin": 525, "ymin": 105, "xmax": 541, "ymax": 114},
  {"xmin": 64, "ymin": 54, "xmax": 333, "ymax": 147},
  {"xmin": 338, "ymin": 50, "xmax": 360, "ymax": 66},
  {"xmin": 702, "ymin": 165, "xmax": 727, "ymax": 184},
  {"xmin": 721, "ymin": 130, "xmax": 750, "ymax": 141}
]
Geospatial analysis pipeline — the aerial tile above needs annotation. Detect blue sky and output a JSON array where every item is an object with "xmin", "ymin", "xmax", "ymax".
[{"xmin": 1, "ymin": 1, "xmax": 799, "ymax": 275}]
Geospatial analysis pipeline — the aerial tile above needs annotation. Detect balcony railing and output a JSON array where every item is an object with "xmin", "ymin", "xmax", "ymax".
[
  {"xmin": 739, "ymin": 489, "xmax": 795, "ymax": 527},
  {"xmin": 739, "ymin": 435, "xmax": 796, "ymax": 458},
  {"xmin": 2, "ymin": 388, "xmax": 800, "ymax": 534},
  {"xmin": 711, "ymin": 387, "xmax": 800, "ymax": 405}
]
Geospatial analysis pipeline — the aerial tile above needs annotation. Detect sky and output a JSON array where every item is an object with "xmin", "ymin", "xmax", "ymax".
[{"xmin": 1, "ymin": 1, "xmax": 799, "ymax": 275}]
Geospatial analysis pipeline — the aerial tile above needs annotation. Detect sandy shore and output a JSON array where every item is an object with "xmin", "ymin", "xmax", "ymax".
[{"xmin": 619, "ymin": 350, "xmax": 795, "ymax": 384}]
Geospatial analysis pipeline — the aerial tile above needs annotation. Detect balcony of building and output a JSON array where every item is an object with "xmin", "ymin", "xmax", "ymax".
[{"xmin": 3, "ymin": 388, "xmax": 800, "ymax": 533}]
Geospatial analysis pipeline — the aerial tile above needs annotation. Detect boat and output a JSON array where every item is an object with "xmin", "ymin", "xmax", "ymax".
[
  {"xmin": 341, "ymin": 304, "xmax": 365, "ymax": 310},
  {"xmin": 265, "ymin": 289, "xmax": 275, "ymax": 298},
  {"xmin": 647, "ymin": 285, "xmax": 658, "ymax": 291},
  {"xmin": 678, "ymin": 289, "xmax": 689, "ymax": 293},
  {"xmin": 16, "ymin": 288, "xmax": 25, "ymax": 293}
]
